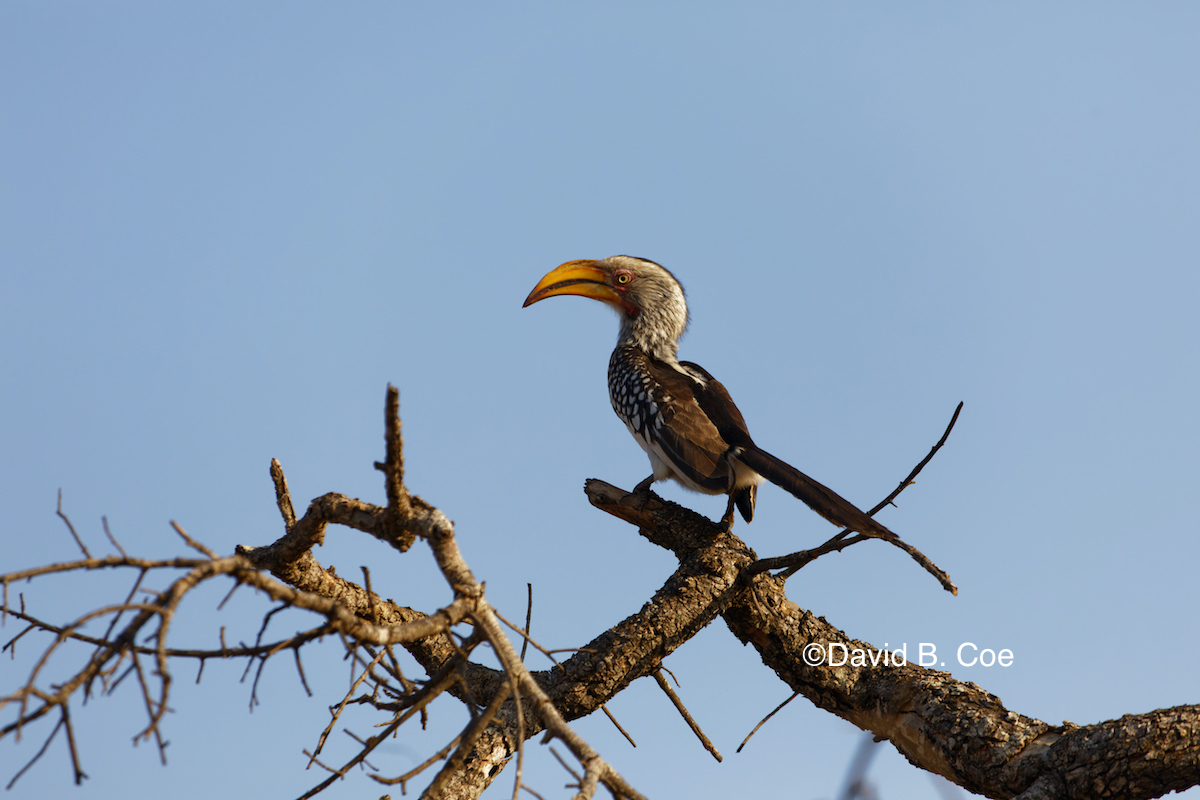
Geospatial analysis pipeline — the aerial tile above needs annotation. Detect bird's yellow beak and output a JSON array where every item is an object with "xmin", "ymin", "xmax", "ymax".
[{"xmin": 522, "ymin": 260, "xmax": 618, "ymax": 308}]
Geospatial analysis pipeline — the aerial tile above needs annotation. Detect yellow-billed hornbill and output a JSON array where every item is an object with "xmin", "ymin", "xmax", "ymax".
[{"xmin": 523, "ymin": 255, "xmax": 898, "ymax": 539}]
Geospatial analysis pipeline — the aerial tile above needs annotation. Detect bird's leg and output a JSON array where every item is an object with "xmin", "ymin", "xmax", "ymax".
[
  {"xmin": 718, "ymin": 494, "xmax": 738, "ymax": 532},
  {"xmin": 629, "ymin": 475, "xmax": 656, "ymax": 510}
]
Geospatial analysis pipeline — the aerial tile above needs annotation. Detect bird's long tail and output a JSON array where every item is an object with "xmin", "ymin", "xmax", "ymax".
[{"xmin": 736, "ymin": 446, "xmax": 897, "ymax": 541}]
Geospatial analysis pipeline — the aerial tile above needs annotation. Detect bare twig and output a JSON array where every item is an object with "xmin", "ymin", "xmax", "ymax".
[
  {"xmin": 6, "ymin": 713, "xmax": 66, "ymax": 790},
  {"xmin": 868, "ymin": 401, "xmax": 964, "ymax": 518},
  {"xmin": 510, "ymin": 667, "xmax": 528, "ymax": 800},
  {"xmin": 549, "ymin": 746, "xmax": 583, "ymax": 788},
  {"xmin": 470, "ymin": 602, "xmax": 646, "ymax": 800},
  {"xmin": 270, "ymin": 458, "xmax": 297, "ymax": 531},
  {"xmin": 129, "ymin": 651, "xmax": 168, "ymax": 762},
  {"xmin": 170, "ymin": 521, "xmax": 217, "ymax": 560},
  {"xmin": 386, "ymin": 732, "xmax": 463, "ymax": 794},
  {"xmin": 2, "ymin": 604, "xmax": 326, "ymax": 662},
  {"xmin": 300, "ymin": 643, "xmax": 471, "ymax": 800},
  {"xmin": 600, "ymin": 706, "xmax": 637, "ymax": 748},
  {"xmin": 309, "ymin": 646, "xmax": 389, "ymax": 763},
  {"xmin": 101, "ymin": 516, "xmax": 127, "ymax": 558},
  {"xmin": 652, "ymin": 670, "xmax": 721, "ymax": 762},
  {"xmin": 521, "ymin": 582, "xmax": 533, "ymax": 662},
  {"xmin": 494, "ymin": 609, "xmax": 566, "ymax": 671},
  {"xmin": 56, "ymin": 490, "xmax": 90, "ymax": 559},
  {"xmin": 743, "ymin": 402, "xmax": 963, "ymax": 594},
  {"xmin": 736, "ymin": 691, "xmax": 799, "ymax": 753},
  {"xmin": 375, "ymin": 384, "xmax": 416, "ymax": 552}
]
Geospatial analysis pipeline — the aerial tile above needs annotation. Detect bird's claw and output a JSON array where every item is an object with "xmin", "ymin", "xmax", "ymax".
[
  {"xmin": 717, "ymin": 496, "xmax": 738, "ymax": 533},
  {"xmin": 628, "ymin": 476, "xmax": 656, "ymax": 511}
]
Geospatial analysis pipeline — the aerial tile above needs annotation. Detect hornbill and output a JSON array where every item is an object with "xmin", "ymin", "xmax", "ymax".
[{"xmin": 523, "ymin": 255, "xmax": 899, "ymax": 540}]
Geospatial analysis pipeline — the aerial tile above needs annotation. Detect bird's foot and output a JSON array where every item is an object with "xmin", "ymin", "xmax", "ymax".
[
  {"xmin": 628, "ymin": 475, "xmax": 656, "ymax": 511},
  {"xmin": 718, "ymin": 495, "xmax": 738, "ymax": 533}
]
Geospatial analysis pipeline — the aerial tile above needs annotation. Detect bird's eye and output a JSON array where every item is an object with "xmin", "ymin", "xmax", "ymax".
[{"xmin": 615, "ymin": 272, "xmax": 631, "ymax": 285}]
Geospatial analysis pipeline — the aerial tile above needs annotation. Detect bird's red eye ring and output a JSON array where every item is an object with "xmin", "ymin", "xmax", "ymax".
[{"xmin": 615, "ymin": 272, "xmax": 631, "ymax": 285}]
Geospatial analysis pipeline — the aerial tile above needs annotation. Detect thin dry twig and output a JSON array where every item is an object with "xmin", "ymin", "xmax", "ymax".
[
  {"xmin": 2, "ymin": 604, "xmax": 326, "ymax": 662},
  {"xmin": 736, "ymin": 691, "xmax": 800, "ymax": 753},
  {"xmin": 308, "ymin": 646, "xmax": 389, "ymax": 764},
  {"xmin": 494, "ymin": 609, "xmax": 566, "ymax": 672},
  {"xmin": 509, "ymin": 665, "xmax": 528, "ymax": 800},
  {"xmin": 652, "ymin": 670, "xmax": 721, "ymax": 762},
  {"xmin": 744, "ymin": 402, "xmax": 963, "ymax": 594},
  {"xmin": 129, "ymin": 651, "xmax": 167, "ymax": 762},
  {"xmin": 600, "ymin": 706, "xmax": 637, "ymax": 749},
  {"xmin": 521, "ymin": 582, "xmax": 533, "ymax": 663},
  {"xmin": 270, "ymin": 458, "xmax": 297, "ymax": 531},
  {"xmin": 867, "ymin": 401, "xmax": 964, "ymax": 518},
  {"xmin": 101, "ymin": 516, "xmax": 128, "ymax": 558},
  {"xmin": 392, "ymin": 732, "xmax": 465, "ymax": 794},
  {"xmin": 300, "ymin": 643, "xmax": 472, "ymax": 799},
  {"xmin": 6, "ymin": 714, "xmax": 68, "ymax": 790},
  {"xmin": 493, "ymin": 608, "xmax": 636, "ymax": 751},
  {"xmin": 170, "ymin": 521, "xmax": 218, "ymax": 560},
  {"xmin": 470, "ymin": 602, "xmax": 647, "ymax": 800},
  {"xmin": 549, "ymin": 746, "xmax": 583, "ymax": 788},
  {"xmin": 56, "ymin": 490, "xmax": 91, "ymax": 559}
]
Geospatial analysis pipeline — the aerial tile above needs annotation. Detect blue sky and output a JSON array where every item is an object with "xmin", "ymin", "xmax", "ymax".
[{"xmin": 3, "ymin": 4, "xmax": 1198, "ymax": 798}]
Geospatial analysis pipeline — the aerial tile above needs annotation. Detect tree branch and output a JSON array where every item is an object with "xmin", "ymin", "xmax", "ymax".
[{"xmin": 585, "ymin": 477, "xmax": 1200, "ymax": 799}]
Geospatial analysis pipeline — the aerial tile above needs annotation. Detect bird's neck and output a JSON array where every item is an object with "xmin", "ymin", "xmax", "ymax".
[{"xmin": 618, "ymin": 310, "xmax": 682, "ymax": 366}]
